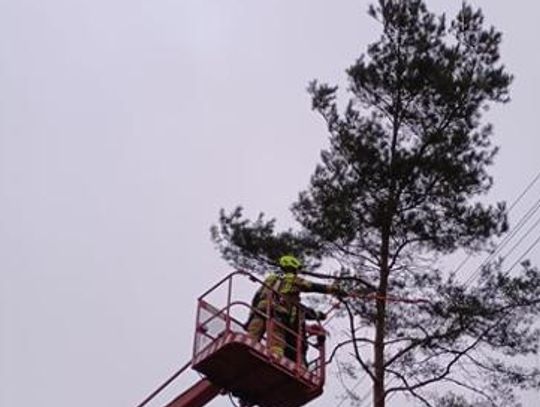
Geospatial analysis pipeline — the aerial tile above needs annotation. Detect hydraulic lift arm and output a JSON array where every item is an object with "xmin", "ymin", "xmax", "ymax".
[
  {"xmin": 136, "ymin": 361, "xmax": 221, "ymax": 407},
  {"xmin": 164, "ymin": 379, "xmax": 221, "ymax": 407}
]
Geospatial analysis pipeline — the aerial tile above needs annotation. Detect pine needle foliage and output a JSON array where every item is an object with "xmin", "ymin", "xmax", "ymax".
[{"xmin": 211, "ymin": 2, "xmax": 540, "ymax": 406}]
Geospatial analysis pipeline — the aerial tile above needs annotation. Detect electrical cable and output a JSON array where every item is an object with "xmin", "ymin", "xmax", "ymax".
[
  {"xmin": 500, "ymin": 214, "xmax": 540, "ymax": 263},
  {"xmin": 503, "ymin": 232, "xmax": 540, "ymax": 276},
  {"xmin": 330, "ymin": 227, "xmax": 540, "ymax": 406},
  {"xmin": 318, "ymin": 170, "xmax": 540, "ymax": 406},
  {"xmin": 334, "ymin": 370, "xmax": 369, "ymax": 407},
  {"xmin": 453, "ymin": 168, "xmax": 540, "ymax": 279},
  {"xmin": 507, "ymin": 169, "xmax": 540, "ymax": 213},
  {"xmin": 463, "ymin": 196, "xmax": 540, "ymax": 287}
]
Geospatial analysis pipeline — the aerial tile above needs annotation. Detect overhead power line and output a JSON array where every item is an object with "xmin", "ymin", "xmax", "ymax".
[
  {"xmin": 336, "ymin": 169, "xmax": 540, "ymax": 407},
  {"xmin": 504, "ymin": 233, "xmax": 540, "ymax": 276},
  {"xmin": 507, "ymin": 170, "xmax": 540, "ymax": 212},
  {"xmin": 452, "ymin": 169, "xmax": 540, "ymax": 278},
  {"xmin": 463, "ymin": 196, "xmax": 540, "ymax": 286},
  {"xmin": 500, "ymin": 214, "xmax": 540, "ymax": 263},
  {"xmin": 459, "ymin": 169, "xmax": 540, "ymax": 286}
]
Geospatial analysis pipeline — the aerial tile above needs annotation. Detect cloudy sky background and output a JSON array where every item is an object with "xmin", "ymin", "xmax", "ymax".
[{"xmin": 1, "ymin": 1, "xmax": 539, "ymax": 406}]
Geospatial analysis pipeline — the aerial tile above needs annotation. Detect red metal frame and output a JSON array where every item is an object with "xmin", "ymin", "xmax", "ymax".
[
  {"xmin": 191, "ymin": 271, "xmax": 326, "ymax": 407},
  {"xmin": 164, "ymin": 379, "xmax": 221, "ymax": 407}
]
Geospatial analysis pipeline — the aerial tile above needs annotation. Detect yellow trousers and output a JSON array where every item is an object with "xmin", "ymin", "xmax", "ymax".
[{"xmin": 246, "ymin": 310, "xmax": 289, "ymax": 357}]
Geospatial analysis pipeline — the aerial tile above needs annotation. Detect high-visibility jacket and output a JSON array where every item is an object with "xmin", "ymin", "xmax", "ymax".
[{"xmin": 253, "ymin": 272, "xmax": 334, "ymax": 320}]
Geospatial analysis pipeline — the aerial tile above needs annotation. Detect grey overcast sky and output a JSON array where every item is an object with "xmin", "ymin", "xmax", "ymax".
[{"xmin": 1, "ymin": 1, "xmax": 539, "ymax": 406}]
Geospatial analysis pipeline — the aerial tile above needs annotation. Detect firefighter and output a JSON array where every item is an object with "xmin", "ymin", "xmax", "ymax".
[{"xmin": 246, "ymin": 254, "xmax": 342, "ymax": 358}]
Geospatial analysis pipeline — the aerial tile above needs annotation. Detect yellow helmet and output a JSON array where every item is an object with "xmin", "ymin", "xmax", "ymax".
[{"xmin": 279, "ymin": 255, "xmax": 302, "ymax": 271}]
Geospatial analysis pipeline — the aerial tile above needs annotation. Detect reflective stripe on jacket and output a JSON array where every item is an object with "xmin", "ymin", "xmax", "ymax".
[{"xmin": 253, "ymin": 272, "xmax": 333, "ymax": 316}]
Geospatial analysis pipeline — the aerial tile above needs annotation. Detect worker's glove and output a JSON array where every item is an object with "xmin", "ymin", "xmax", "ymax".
[{"xmin": 316, "ymin": 311, "xmax": 327, "ymax": 320}]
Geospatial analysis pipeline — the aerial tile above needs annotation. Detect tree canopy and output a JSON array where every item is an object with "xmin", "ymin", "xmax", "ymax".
[{"xmin": 211, "ymin": 1, "xmax": 540, "ymax": 406}]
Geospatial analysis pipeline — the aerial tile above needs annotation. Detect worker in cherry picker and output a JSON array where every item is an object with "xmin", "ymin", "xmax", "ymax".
[{"xmin": 246, "ymin": 254, "xmax": 344, "ymax": 358}]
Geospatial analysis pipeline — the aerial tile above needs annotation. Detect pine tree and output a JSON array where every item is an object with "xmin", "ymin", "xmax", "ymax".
[{"xmin": 211, "ymin": 1, "xmax": 540, "ymax": 405}]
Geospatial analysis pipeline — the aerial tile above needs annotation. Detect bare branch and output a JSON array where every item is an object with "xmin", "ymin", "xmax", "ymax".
[
  {"xmin": 385, "ymin": 368, "xmax": 435, "ymax": 407},
  {"xmin": 326, "ymin": 337, "xmax": 374, "ymax": 366},
  {"xmin": 385, "ymin": 315, "xmax": 507, "ymax": 395},
  {"xmin": 344, "ymin": 301, "xmax": 376, "ymax": 382}
]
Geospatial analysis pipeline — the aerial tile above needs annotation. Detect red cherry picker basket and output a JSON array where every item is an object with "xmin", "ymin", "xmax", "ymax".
[{"xmin": 137, "ymin": 271, "xmax": 327, "ymax": 407}]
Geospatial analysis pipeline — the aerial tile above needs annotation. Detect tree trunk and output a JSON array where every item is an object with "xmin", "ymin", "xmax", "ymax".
[{"xmin": 373, "ymin": 231, "xmax": 390, "ymax": 407}]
